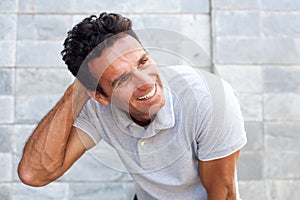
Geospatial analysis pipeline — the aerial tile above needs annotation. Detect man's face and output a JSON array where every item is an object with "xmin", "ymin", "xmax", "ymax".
[{"xmin": 88, "ymin": 35, "xmax": 165, "ymax": 123}]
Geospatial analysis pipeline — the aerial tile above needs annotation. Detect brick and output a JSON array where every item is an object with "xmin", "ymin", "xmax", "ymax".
[
  {"xmin": 130, "ymin": 14, "xmax": 182, "ymax": 30},
  {"xmin": 237, "ymin": 152, "xmax": 263, "ymax": 180},
  {"xmin": 71, "ymin": 15, "xmax": 87, "ymax": 26},
  {"xmin": 0, "ymin": 69, "xmax": 14, "ymax": 95},
  {"xmin": 132, "ymin": 12, "xmax": 208, "ymax": 59},
  {"xmin": 265, "ymin": 122, "xmax": 300, "ymax": 152},
  {"xmin": 124, "ymin": 0, "xmax": 180, "ymax": 13},
  {"xmin": 215, "ymin": 38, "xmax": 300, "ymax": 65},
  {"xmin": 0, "ymin": 0, "xmax": 17, "ymax": 12},
  {"xmin": 146, "ymin": 44, "xmax": 183, "ymax": 68},
  {"xmin": 17, "ymin": 41, "xmax": 65, "ymax": 67},
  {"xmin": 215, "ymin": 65, "xmax": 263, "ymax": 93},
  {"xmin": 180, "ymin": 0, "xmax": 210, "ymax": 13},
  {"xmin": 133, "ymin": 28, "xmax": 193, "ymax": 66},
  {"xmin": 135, "ymin": 27, "xmax": 183, "ymax": 48},
  {"xmin": 195, "ymin": 39, "xmax": 211, "ymax": 59},
  {"xmin": 215, "ymin": 38, "xmax": 262, "ymax": 64},
  {"xmin": 0, "ymin": 153, "xmax": 12, "ymax": 181},
  {"xmin": 64, "ymin": 144, "xmax": 132, "ymax": 181},
  {"xmin": 0, "ymin": 184, "xmax": 10, "ymax": 200},
  {"xmin": 71, "ymin": 0, "xmax": 127, "ymax": 13},
  {"xmin": 261, "ymin": 0, "xmax": 300, "ymax": 11},
  {"xmin": 267, "ymin": 180, "xmax": 300, "ymax": 200},
  {"xmin": 17, "ymin": 0, "xmax": 38, "ymax": 13},
  {"xmin": 135, "ymin": 27, "xmax": 184, "ymax": 45},
  {"xmin": 12, "ymin": 182, "xmax": 68, "ymax": 200},
  {"xmin": 0, "ymin": 96, "xmax": 14, "ymax": 123},
  {"xmin": 13, "ymin": 154, "xmax": 21, "ymax": 181},
  {"xmin": 239, "ymin": 181, "xmax": 266, "ymax": 200},
  {"xmin": 263, "ymin": 66, "xmax": 300, "ymax": 93},
  {"xmin": 16, "ymin": 68, "xmax": 73, "ymax": 95},
  {"xmin": 243, "ymin": 122, "xmax": 264, "ymax": 151},
  {"xmin": 262, "ymin": 13, "xmax": 300, "ymax": 38},
  {"xmin": 15, "ymin": 95, "xmax": 60, "ymax": 123},
  {"xmin": 18, "ymin": 0, "xmax": 72, "ymax": 13},
  {"xmin": 181, "ymin": 40, "xmax": 212, "ymax": 68},
  {"xmin": 0, "ymin": 41, "xmax": 15, "ymax": 67},
  {"xmin": 13, "ymin": 126, "xmax": 35, "ymax": 182},
  {"xmin": 0, "ymin": 125, "xmax": 12, "ymax": 152},
  {"xmin": 239, "ymin": 94, "xmax": 262, "ymax": 121},
  {"xmin": 266, "ymin": 152, "xmax": 300, "ymax": 179},
  {"xmin": 0, "ymin": 14, "xmax": 17, "ymax": 40},
  {"xmin": 18, "ymin": 15, "xmax": 72, "ymax": 40},
  {"xmin": 265, "ymin": 121, "xmax": 300, "ymax": 138},
  {"xmin": 214, "ymin": 11, "xmax": 260, "ymax": 37},
  {"xmin": 264, "ymin": 93, "xmax": 300, "ymax": 120},
  {"xmin": 261, "ymin": 38, "xmax": 300, "ymax": 65},
  {"xmin": 266, "ymin": 134, "xmax": 300, "ymax": 152},
  {"xmin": 74, "ymin": 0, "xmax": 180, "ymax": 14},
  {"xmin": 212, "ymin": 0, "xmax": 260, "ymax": 9},
  {"xmin": 12, "ymin": 125, "xmax": 35, "ymax": 155},
  {"xmin": 181, "ymin": 14, "xmax": 211, "ymax": 42},
  {"xmin": 69, "ymin": 182, "xmax": 135, "ymax": 200}
]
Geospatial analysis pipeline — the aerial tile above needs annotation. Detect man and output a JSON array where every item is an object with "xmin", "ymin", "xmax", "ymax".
[{"xmin": 18, "ymin": 13, "xmax": 247, "ymax": 199}]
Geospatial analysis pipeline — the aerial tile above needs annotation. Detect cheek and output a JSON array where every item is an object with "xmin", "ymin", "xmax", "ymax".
[{"xmin": 110, "ymin": 90, "xmax": 134, "ymax": 108}]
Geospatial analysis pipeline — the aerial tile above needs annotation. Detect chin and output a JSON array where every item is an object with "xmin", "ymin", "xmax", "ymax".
[
  {"xmin": 130, "ymin": 98, "xmax": 165, "ymax": 119},
  {"xmin": 149, "ymin": 96, "xmax": 166, "ymax": 116}
]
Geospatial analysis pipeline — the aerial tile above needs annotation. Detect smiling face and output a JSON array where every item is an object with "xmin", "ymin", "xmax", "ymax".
[{"xmin": 88, "ymin": 35, "xmax": 165, "ymax": 124}]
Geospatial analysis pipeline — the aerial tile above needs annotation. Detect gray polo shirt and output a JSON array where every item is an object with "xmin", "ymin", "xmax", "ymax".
[{"xmin": 74, "ymin": 65, "xmax": 247, "ymax": 199}]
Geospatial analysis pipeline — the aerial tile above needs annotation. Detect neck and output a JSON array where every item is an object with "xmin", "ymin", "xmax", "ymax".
[{"xmin": 130, "ymin": 114, "xmax": 151, "ymax": 127}]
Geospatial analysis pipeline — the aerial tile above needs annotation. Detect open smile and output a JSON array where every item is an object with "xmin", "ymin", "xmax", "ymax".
[{"xmin": 137, "ymin": 84, "xmax": 157, "ymax": 101}]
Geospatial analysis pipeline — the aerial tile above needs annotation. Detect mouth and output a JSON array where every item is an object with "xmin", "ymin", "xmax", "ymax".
[{"xmin": 137, "ymin": 84, "xmax": 157, "ymax": 101}]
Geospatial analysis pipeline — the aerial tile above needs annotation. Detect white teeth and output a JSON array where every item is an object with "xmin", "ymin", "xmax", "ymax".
[{"xmin": 138, "ymin": 85, "xmax": 156, "ymax": 100}]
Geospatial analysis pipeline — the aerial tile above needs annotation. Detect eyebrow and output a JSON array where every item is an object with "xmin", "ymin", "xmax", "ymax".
[{"xmin": 111, "ymin": 53, "xmax": 149, "ymax": 87}]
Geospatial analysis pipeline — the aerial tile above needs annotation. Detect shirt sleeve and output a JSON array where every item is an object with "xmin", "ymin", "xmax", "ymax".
[
  {"xmin": 196, "ymin": 79, "xmax": 247, "ymax": 161},
  {"xmin": 73, "ymin": 98, "xmax": 102, "ymax": 144}
]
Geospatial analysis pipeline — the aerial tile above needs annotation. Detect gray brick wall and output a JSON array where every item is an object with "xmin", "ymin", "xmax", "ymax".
[
  {"xmin": 212, "ymin": 0, "xmax": 300, "ymax": 200},
  {"xmin": 0, "ymin": 0, "xmax": 299, "ymax": 199}
]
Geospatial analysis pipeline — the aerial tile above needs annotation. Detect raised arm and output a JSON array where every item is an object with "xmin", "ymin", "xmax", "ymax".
[{"xmin": 18, "ymin": 79, "xmax": 95, "ymax": 187}]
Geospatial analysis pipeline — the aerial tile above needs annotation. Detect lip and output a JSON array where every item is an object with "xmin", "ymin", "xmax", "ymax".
[{"xmin": 135, "ymin": 83, "xmax": 157, "ymax": 101}]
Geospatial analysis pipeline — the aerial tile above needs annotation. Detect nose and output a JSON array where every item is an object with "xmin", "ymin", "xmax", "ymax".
[{"xmin": 131, "ymin": 69, "xmax": 152, "ymax": 90}]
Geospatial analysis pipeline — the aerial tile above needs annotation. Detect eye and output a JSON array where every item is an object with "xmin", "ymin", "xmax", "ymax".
[
  {"xmin": 141, "ymin": 58, "xmax": 148, "ymax": 65},
  {"xmin": 138, "ymin": 57, "xmax": 149, "ymax": 69},
  {"xmin": 118, "ymin": 74, "xmax": 130, "ymax": 86}
]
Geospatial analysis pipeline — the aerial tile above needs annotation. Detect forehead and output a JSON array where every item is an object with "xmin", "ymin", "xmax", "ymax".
[{"xmin": 88, "ymin": 35, "xmax": 144, "ymax": 79}]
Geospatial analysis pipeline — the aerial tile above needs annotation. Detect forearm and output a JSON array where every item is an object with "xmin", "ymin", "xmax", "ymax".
[
  {"xmin": 199, "ymin": 151, "xmax": 240, "ymax": 200},
  {"xmin": 206, "ymin": 183, "xmax": 236, "ymax": 200},
  {"xmin": 18, "ymin": 82, "xmax": 89, "ymax": 186}
]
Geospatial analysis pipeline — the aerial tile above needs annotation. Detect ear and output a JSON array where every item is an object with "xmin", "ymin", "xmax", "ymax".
[{"xmin": 87, "ymin": 90, "xmax": 110, "ymax": 106}]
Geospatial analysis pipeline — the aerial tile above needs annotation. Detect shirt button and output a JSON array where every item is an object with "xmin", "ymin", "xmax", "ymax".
[{"xmin": 140, "ymin": 141, "xmax": 145, "ymax": 146}]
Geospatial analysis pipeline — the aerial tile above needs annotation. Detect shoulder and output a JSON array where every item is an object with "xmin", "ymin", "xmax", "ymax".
[
  {"xmin": 83, "ymin": 98, "xmax": 106, "ymax": 111},
  {"xmin": 79, "ymin": 98, "xmax": 110, "ymax": 121},
  {"xmin": 160, "ymin": 65, "xmax": 243, "ymax": 123}
]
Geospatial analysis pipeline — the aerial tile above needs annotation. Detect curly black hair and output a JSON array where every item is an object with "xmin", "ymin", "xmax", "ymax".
[{"xmin": 61, "ymin": 12, "xmax": 140, "ymax": 96}]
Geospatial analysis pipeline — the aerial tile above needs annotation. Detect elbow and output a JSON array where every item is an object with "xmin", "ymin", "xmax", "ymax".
[
  {"xmin": 222, "ymin": 182, "xmax": 236, "ymax": 200},
  {"xmin": 226, "ymin": 186, "xmax": 236, "ymax": 200},
  {"xmin": 225, "ymin": 179, "xmax": 236, "ymax": 200},
  {"xmin": 18, "ymin": 163, "xmax": 50, "ymax": 187}
]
